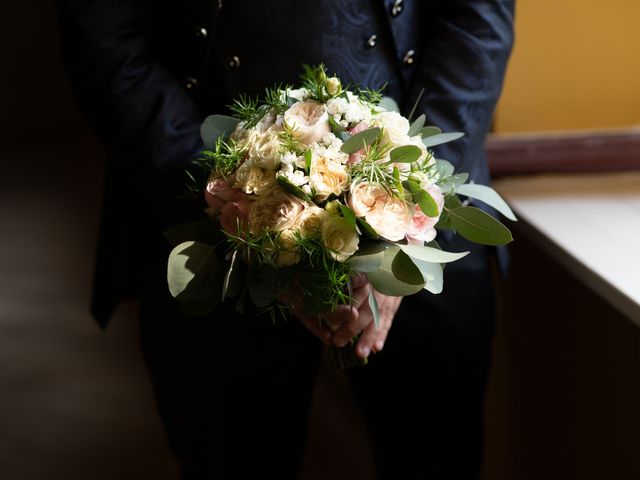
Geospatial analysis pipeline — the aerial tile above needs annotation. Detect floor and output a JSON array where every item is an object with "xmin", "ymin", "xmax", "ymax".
[{"xmin": 0, "ymin": 141, "xmax": 374, "ymax": 479}]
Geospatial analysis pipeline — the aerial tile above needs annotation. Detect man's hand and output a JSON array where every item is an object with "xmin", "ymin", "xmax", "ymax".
[
  {"xmin": 281, "ymin": 274, "xmax": 402, "ymax": 360},
  {"xmin": 280, "ymin": 274, "xmax": 368, "ymax": 344},
  {"xmin": 331, "ymin": 281, "xmax": 402, "ymax": 359}
]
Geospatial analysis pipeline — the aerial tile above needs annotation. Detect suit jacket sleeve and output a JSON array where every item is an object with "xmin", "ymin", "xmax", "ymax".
[
  {"xmin": 406, "ymin": 0, "xmax": 515, "ymax": 178},
  {"xmin": 56, "ymin": 0, "xmax": 203, "ymax": 172}
]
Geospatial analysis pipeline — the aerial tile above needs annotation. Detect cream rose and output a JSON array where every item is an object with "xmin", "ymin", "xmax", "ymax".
[
  {"xmin": 377, "ymin": 111, "xmax": 411, "ymax": 147},
  {"xmin": 309, "ymin": 155, "xmax": 349, "ymax": 201},
  {"xmin": 322, "ymin": 216, "xmax": 359, "ymax": 262},
  {"xmin": 249, "ymin": 131, "xmax": 282, "ymax": 170},
  {"xmin": 248, "ymin": 186, "xmax": 306, "ymax": 233},
  {"xmin": 276, "ymin": 229, "xmax": 301, "ymax": 267},
  {"xmin": 348, "ymin": 182, "xmax": 413, "ymax": 241},
  {"xmin": 233, "ymin": 160, "xmax": 276, "ymax": 195},
  {"xmin": 284, "ymin": 100, "xmax": 331, "ymax": 145},
  {"xmin": 296, "ymin": 206, "xmax": 329, "ymax": 238},
  {"xmin": 231, "ymin": 125, "xmax": 259, "ymax": 152}
]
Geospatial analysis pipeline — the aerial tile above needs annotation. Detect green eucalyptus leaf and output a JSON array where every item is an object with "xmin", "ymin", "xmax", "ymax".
[
  {"xmin": 340, "ymin": 127, "xmax": 381, "ymax": 154},
  {"xmin": 445, "ymin": 195, "xmax": 463, "ymax": 210},
  {"xmin": 448, "ymin": 206, "xmax": 514, "ymax": 246},
  {"xmin": 398, "ymin": 244, "xmax": 469, "ymax": 264},
  {"xmin": 378, "ymin": 96, "xmax": 400, "ymax": 113},
  {"xmin": 412, "ymin": 258, "xmax": 444, "ymax": 294},
  {"xmin": 339, "ymin": 204, "xmax": 357, "ymax": 230},
  {"xmin": 200, "ymin": 115, "xmax": 240, "ymax": 149},
  {"xmin": 421, "ymin": 126, "xmax": 442, "ymax": 138},
  {"xmin": 456, "ymin": 184, "xmax": 518, "ymax": 221},
  {"xmin": 435, "ymin": 195, "xmax": 463, "ymax": 230},
  {"xmin": 221, "ymin": 250, "xmax": 239, "ymax": 302},
  {"xmin": 441, "ymin": 172, "xmax": 471, "ymax": 193},
  {"xmin": 366, "ymin": 246, "xmax": 425, "ymax": 296},
  {"xmin": 453, "ymin": 173, "xmax": 470, "ymax": 186},
  {"xmin": 276, "ymin": 176, "xmax": 313, "ymax": 203},
  {"xmin": 347, "ymin": 241, "xmax": 388, "ymax": 272},
  {"xmin": 368, "ymin": 288, "xmax": 381, "ymax": 330},
  {"xmin": 422, "ymin": 132, "xmax": 465, "ymax": 148},
  {"xmin": 408, "ymin": 114, "xmax": 426, "ymax": 137},
  {"xmin": 403, "ymin": 180, "xmax": 439, "ymax": 217},
  {"xmin": 356, "ymin": 217, "xmax": 379, "ymax": 239},
  {"xmin": 328, "ymin": 116, "xmax": 345, "ymax": 134},
  {"xmin": 434, "ymin": 159, "xmax": 455, "ymax": 178},
  {"xmin": 389, "ymin": 145, "xmax": 422, "ymax": 164},
  {"xmin": 167, "ymin": 241, "xmax": 222, "ymax": 302}
]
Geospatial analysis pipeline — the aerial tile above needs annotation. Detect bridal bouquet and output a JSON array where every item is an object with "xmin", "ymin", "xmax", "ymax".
[{"xmin": 166, "ymin": 65, "xmax": 515, "ymax": 368}]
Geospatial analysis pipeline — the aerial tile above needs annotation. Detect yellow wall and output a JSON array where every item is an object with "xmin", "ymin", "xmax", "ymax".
[{"xmin": 494, "ymin": 0, "xmax": 640, "ymax": 133}]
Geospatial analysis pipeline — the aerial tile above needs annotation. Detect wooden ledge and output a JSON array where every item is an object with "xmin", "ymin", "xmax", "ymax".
[{"xmin": 486, "ymin": 128, "xmax": 640, "ymax": 176}]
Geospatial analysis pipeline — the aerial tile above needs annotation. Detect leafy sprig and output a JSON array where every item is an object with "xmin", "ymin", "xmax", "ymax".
[
  {"xmin": 228, "ymin": 94, "xmax": 263, "ymax": 128},
  {"xmin": 181, "ymin": 137, "xmax": 245, "ymax": 197},
  {"xmin": 355, "ymin": 84, "xmax": 386, "ymax": 107},
  {"xmin": 349, "ymin": 140, "xmax": 398, "ymax": 194},
  {"xmin": 278, "ymin": 123, "xmax": 307, "ymax": 155},
  {"xmin": 228, "ymin": 84, "xmax": 293, "ymax": 128}
]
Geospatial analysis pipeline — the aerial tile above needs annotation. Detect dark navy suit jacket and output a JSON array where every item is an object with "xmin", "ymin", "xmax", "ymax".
[{"xmin": 57, "ymin": 0, "xmax": 514, "ymax": 327}]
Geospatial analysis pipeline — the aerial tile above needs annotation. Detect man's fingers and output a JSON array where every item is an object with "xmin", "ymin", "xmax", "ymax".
[
  {"xmin": 350, "ymin": 272, "xmax": 369, "ymax": 290},
  {"xmin": 322, "ymin": 304, "xmax": 356, "ymax": 331},
  {"xmin": 371, "ymin": 315, "xmax": 392, "ymax": 353},
  {"xmin": 355, "ymin": 318, "xmax": 378, "ymax": 359},
  {"xmin": 298, "ymin": 313, "xmax": 332, "ymax": 345}
]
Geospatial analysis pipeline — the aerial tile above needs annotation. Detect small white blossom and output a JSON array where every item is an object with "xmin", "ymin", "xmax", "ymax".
[
  {"xmin": 281, "ymin": 151, "xmax": 298, "ymax": 166},
  {"xmin": 326, "ymin": 97, "xmax": 348, "ymax": 116},
  {"xmin": 286, "ymin": 170, "xmax": 310, "ymax": 187},
  {"xmin": 282, "ymin": 87, "xmax": 310, "ymax": 102}
]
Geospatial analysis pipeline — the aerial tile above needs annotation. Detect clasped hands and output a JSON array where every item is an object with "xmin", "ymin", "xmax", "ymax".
[{"xmin": 283, "ymin": 274, "xmax": 402, "ymax": 359}]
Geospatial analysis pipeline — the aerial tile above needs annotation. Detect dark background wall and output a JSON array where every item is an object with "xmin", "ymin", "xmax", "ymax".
[{"xmin": 0, "ymin": 3, "xmax": 90, "ymax": 145}]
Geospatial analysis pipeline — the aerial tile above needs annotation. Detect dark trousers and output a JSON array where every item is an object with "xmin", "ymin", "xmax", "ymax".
[{"xmin": 139, "ymin": 250, "xmax": 495, "ymax": 479}]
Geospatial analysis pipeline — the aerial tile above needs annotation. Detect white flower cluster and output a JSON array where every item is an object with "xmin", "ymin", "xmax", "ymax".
[{"xmin": 218, "ymin": 87, "xmax": 443, "ymax": 266}]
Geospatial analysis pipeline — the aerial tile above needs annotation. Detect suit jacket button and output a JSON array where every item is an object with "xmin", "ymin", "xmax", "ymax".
[
  {"xmin": 195, "ymin": 26, "xmax": 208, "ymax": 39},
  {"xmin": 226, "ymin": 56, "xmax": 241, "ymax": 69},
  {"xmin": 366, "ymin": 34, "xmax": 378, "ymax": 48},
  {"xmin": 403, "ymin": 49, "xmax": 415, "ymax": 65},
  {"xmin": 184, "ymin": 77, "xmax": 199, "ymax": 90},
  {"xmin": 391, "ymin": 0, "xmax": 404, "ymax": 17}
]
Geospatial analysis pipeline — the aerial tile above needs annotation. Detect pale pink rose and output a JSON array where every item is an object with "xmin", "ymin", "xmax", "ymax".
[
  {"xmin": 347, "ymin": 121, "xmax": 369, "ymax": 165},
  {"xmin": 219, "ymin": 189, "xmax": 251, "ymax": 235},
  {"xmin": 405, "ymin": 184, "xmax": 445, "ymax": 245},
  {"xmin": 205, "ymin": 177, "xmax": 235, "ymax": 216},
  {"xmin": 348, "ymin": 182, "xmax": 413, "ymax": 241},
  {"xmin": 283, "ymin": 100, "xmax": 330, "ymax": 145},
  {"xmin": 247, "ymin": 187, "xmax": 306, "ymax": 233},
  {"xmin": 348, "ymin": 121, "xmax": 369, "ymax": 135}
]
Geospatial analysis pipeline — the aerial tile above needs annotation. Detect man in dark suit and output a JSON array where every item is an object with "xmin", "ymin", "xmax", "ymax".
[{"xmin": 57, "ymin": 1, "xmax": 514, "ymax": 478}]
